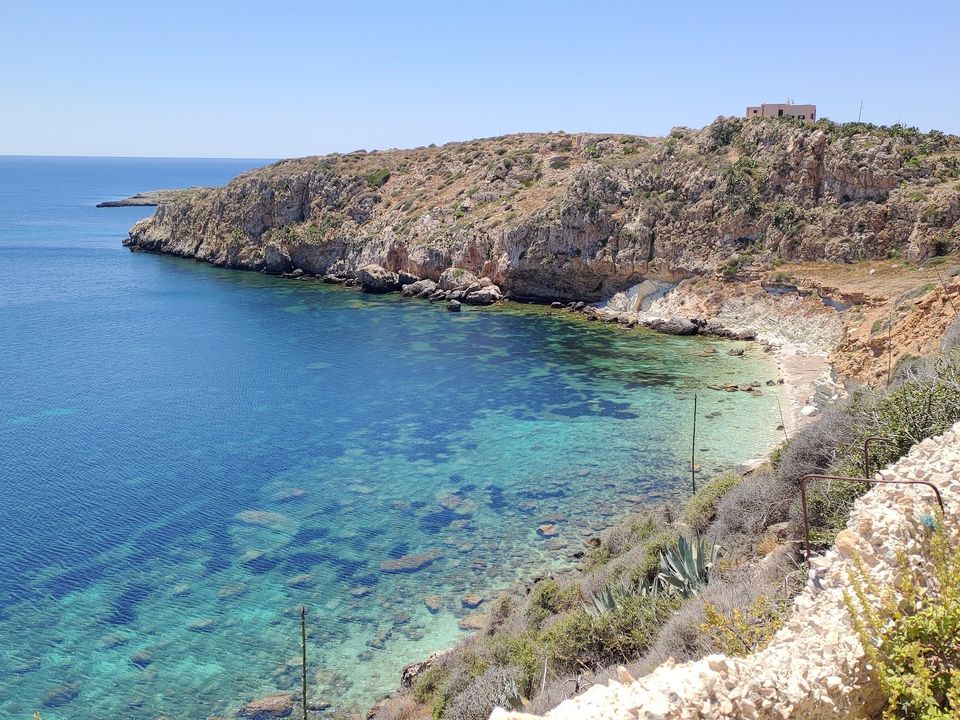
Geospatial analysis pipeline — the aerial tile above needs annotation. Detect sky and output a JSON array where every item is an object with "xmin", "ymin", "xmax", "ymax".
[{"xmin": 1, "ymin": 0, "xmax": 958, "ymax": 158}]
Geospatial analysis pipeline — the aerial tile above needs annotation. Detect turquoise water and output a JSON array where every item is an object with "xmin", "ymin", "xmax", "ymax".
[{"xmin": 0, "ymin": 157, "xmax": 783, "ymax": 718}]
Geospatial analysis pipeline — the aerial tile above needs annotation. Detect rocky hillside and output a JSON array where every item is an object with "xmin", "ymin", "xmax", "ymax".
[{"xmin": 126, "ymin": 118, "xmax": 960, "ymax": 301}]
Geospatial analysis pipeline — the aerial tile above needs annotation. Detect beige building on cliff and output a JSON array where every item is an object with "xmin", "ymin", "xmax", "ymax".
[{"xmin": 746, "ymin": 102, "xmax": 816, "ymax": 122}]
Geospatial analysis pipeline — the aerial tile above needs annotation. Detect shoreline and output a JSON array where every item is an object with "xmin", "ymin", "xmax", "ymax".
[{"xmin": 117, "ymin": 251, "xmax": 837, "ymax": 718}]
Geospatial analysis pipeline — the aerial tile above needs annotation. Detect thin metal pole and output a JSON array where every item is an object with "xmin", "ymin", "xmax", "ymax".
[
  {"xmin": 775, "ymin": 393, "xmax": 789, "ymax": 443},
  {"xmin": 691, "ymin": 394, "xmax": 698, "ymax": 494},
  {"xmin": 886, "ymin": 310, "xmax": 893, "ymax": 385},
  {"xmin": 934, "ymin": 265, "xmax": 958, "ymax": 315},
  {"xmin": 301, "ymin": 607, "xmax": 308, "ymax": 720}
]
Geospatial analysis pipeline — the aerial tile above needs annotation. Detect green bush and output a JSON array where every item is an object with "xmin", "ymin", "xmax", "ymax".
[
  {"xmin": 682, "ymin": 472, "xmax": 741, "ymax": 532},
  {"xmin": 526, "ymin": 579, "xmax": 580, "ymax": 629},
  {"xmin": 541, "ymin": 594, "xmax": 681, "ymax": 675},
  {"xmin": 365, "ymin": 168, "xmax": 391, "ymax": 189},
  {"xmin": 845, "ymin": 524, "xmax": 960, "ymax": 719},
  {"xmin": 630, "ymin": 528, "xmax": 681, "ymax": 583}
]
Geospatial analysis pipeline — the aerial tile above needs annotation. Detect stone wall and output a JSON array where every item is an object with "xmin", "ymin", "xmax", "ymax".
[{"xmin": 492, "ymin": 422, "xmax": 960, "ymax": 720}]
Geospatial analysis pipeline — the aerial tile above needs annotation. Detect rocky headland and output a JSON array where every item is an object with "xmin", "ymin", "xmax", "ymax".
[
  {"xmin": 114, "ymin": 116, "xmax": 960, "ymax": 407},
  {"xmin": 96, "ymin": 188, "xmax": 199, "ymax": 208}
]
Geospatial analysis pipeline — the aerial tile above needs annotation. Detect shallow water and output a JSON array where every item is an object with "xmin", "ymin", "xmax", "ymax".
[{"xmin": 0, "ymin": 157, "xmax": 783, "ymax": 718}]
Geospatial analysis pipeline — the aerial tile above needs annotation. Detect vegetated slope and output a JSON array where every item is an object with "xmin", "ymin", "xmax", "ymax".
[
  {"xmin": 126, "ymin": 118, "xmax": 960, "ymax": 301},
  {"xmin": 371, "ymin": 324, "xmax": 960, "ymax": 720}
]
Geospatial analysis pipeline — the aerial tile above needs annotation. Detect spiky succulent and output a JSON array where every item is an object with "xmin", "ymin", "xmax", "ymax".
[{"xmin": 656, "ymin": 533, "xmax": 721, "ymax": 597}]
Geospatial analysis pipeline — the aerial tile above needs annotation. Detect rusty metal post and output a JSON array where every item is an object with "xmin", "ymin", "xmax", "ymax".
[
  {"xmin": 798, "ymin": 473, "xmax": 946, "ymax": 564},
  {"xmin": 863, "ymin": 436, "xmax": 898, "ymax": 479}
]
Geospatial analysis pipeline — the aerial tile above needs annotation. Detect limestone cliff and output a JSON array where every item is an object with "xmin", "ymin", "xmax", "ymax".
[{"xmin": 125, "ymin": 118, "xmax": 960, "ymax": 301}]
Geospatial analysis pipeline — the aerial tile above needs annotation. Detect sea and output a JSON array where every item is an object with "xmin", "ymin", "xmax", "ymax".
[{"xmin": 0, "ymin": 156, "xmax": 783, "ymax": 718}]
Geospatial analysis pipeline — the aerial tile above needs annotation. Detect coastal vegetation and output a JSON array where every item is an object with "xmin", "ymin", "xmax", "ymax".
[
  {"xmin": 846, "ymin": 518, "xmax": 960, "ymax": 719},
  {"xmin": 375, "ymin": 320, "xmax": 960, "ymax": 719}
]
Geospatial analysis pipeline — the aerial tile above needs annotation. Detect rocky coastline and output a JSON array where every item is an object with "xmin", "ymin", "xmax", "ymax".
[{"xmin": 101, "ymin": 117, "xmax": 960, "ymax": 718}]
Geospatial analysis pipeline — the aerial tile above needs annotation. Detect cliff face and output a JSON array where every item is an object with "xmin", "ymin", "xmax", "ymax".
[{"xmin": 126, "ymin": 118, "xmax": 960, "ymax": 301}]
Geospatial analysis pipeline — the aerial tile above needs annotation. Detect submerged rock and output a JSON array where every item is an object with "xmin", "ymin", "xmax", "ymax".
[
  {"xmin": 537, "ymin": 523, "xmax": 559, "ymax": 538},
  {"xmin": 286, "ymin": 573, "xmax": 314, "ymax": 588},
  {"xmin": 423, "ymin": 595, "xmax": 443, "ymax": 613},
  {"xmin": 458, "ymin": 611, "xmax": 489, "ymax": 631},
  {"xmin": 462, "ymin": 592, "xmax": 484, "ymax": 609},
  {"xmin": 234, "ymin": 510, "xmax": 293, "ymax": 532},
  {"xmin": 129, "ymin": 649, "xmax": 153, "ymax": 668},
  {"xmin": 41, "ymin": 683, "xmax": 80, "ymax": 707},
  {"xmin": 237, "ymin": 693, "xmax": 294, "ymax": 719},
  {"xmin": 379, "ymin": 551, "xmax": 441, "ymax": 573},
  {"xmin": 187, "ymin": 618, "xmax": 216, "ymax": 633}
]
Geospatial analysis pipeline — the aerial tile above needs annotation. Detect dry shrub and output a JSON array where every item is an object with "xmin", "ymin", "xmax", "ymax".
[
  {"xmin": 711, "ymin": 470, "xmax": 791, "ymax": 551},
  {"xmin": 445, "ymin": 667, "xmax": 521, "ymax": 720},
  {"xmin": 525, "ymin": 673, "xmax": 593, "ymax": 715},
  {"xmin": 373, "ymin": 693, "xmax": 430, "ymax": 720},
  {"xmin": 775, "ymin": 404, "xmax": 861, "ymax": 485}
]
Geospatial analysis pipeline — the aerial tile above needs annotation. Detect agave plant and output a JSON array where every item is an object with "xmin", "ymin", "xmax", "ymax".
[
  {"xmin": 584, "ymin": 576, "xmax": 659, "ymax": 616},
  {"xmin": 656, "ymin": 533, "xmax": 721, "ymax": 597}
]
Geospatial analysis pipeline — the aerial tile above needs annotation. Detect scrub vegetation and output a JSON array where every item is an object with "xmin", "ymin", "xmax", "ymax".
[{"xmin": 374, "ymin": 318, "xmax": 960, "ymax": 720}]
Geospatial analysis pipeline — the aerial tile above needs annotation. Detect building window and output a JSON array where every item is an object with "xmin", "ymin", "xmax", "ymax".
[
  {"xmin": 778, "ymin": 109, "xmax": 784, "ymax": 116},
  {"xmin": 798, "ymin": 115, "xmax": 805, "ymax": 120}
]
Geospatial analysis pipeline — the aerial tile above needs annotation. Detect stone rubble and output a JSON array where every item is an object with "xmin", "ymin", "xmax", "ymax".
[{"xmin": 492, "ymin": 422, "xmax": 960, "ymax": 720}]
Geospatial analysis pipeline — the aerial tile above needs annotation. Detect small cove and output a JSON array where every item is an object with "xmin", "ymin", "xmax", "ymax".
[{"xmin": 0, "ymin": 157, "xmax": 785, "ymax": 718}]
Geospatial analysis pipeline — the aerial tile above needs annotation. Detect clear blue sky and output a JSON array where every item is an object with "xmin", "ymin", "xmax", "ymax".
[{"xmin": 2, "ymin": 0, "xmax": 957, "ymax": 158}]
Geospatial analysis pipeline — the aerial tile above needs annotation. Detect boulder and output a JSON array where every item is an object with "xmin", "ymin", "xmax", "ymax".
[
  {"xmin": 438, "ymin": 267, "xmax": 480, "ymax": 291},
  {"xmin": 643, "ymin": 317, "xmax": 699, "ymax": 335},
  {"xmin": 237, "ymin": 693, "xmax": 294, "ymax": 719},
  {"xmin": 446, "ymin": 300, "xmax": 462, "ymax": 312},
  {"xmin": 398, "ymin": 270, "xmax": 421, "ymax": 286},
  {"xmin": 463, "ymin": 286, "xmax": 503, "ymax": 306},
  {"xmin": 356, "ymin": 264, "xmax": 401, "ymax": 293},
  {"xmin": 401, "ymin": 279, "xmax": 438, "ymax": 297}
]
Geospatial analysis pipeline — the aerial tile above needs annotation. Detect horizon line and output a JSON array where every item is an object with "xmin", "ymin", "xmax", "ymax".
[{"xmin": 0, "ymin": 153, "xmax": 280, "ymax": 161}]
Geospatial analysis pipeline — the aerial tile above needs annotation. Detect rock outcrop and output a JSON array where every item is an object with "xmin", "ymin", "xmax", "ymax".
[
  {"xmin": 492, "ymin": 422, "xmax": 960, "ymax": 720},
  {"xmin": 122, "ymin": 119, "xmax": 960, "ymax": 301},
  {"xmin": 356, "ymin": 263, "xmax": 401, "ymax": 293}
]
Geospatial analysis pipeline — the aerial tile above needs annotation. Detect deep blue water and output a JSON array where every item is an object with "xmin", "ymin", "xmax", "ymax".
[{"xmin": 0, "ymin": 157, "xmax": 783, "ymax": 718}]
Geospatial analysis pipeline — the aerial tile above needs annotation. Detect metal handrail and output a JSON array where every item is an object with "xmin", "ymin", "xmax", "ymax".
[
  {"xmin": 863, "ymin": 436, "xmax": 899, "ymax": 478},
  {"xmin": 798, "ymin": 472, "xmax": 946, "ymax": 564}
]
